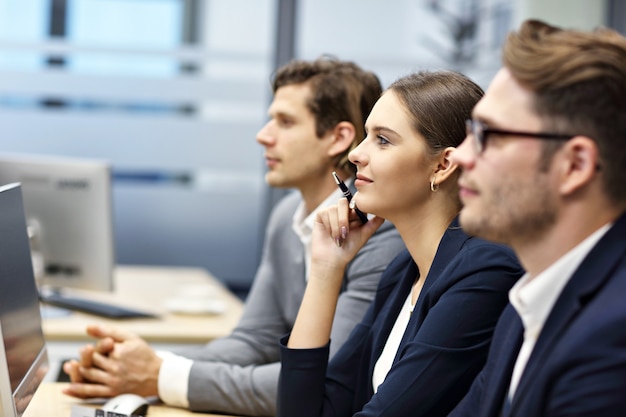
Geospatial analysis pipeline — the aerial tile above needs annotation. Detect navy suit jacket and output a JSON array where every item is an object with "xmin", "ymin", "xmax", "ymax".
[
  {"xmin": 450, "ymin": 211, "xmax": 626, "ymax": 417},
  {"xmin": 278, "ymin": 220, "xmax": 523, "ymax": 417}
]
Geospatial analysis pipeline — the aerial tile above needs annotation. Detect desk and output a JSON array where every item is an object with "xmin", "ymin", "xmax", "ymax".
[
  {"xmin": 42, "ymin": 265, "xmax": 244, "ymax": 381},
  {"xmin": 23, "ymin": 383, "xmax": 241, "ymax": 417},
  {"xmin": 43, "ymin": 265, "xmax": 244, "ymax": 344}
]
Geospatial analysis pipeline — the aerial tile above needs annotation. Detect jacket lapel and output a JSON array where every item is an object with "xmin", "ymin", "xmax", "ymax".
[
  {"xmin": 422, "ymin": 219, "xmax": 468, "ymax": 291},
  {"xmin": 511, "ymin": 212, "xmax": 626, "ymax": 410},
  {"xmin": 397, "ymin": 219, "xmax": 469, "ymax": 347},
  {"xmin": 484, "ymin": 307, "xmax": 524, "ymax": 417},
  {"xmin": 371, "ymin": 219, "xmax": 469, "ymax": 363}
]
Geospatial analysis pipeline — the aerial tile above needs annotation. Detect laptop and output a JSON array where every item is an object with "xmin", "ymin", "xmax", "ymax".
[{"xmin": 0, "ymin": 183, "xmax": 49, "ymax": 417}]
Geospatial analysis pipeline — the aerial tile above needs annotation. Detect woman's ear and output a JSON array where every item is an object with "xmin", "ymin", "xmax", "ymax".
[
  {"xmin": 327, "ymin": 121, "xmax": 356, "ymax": 157},
  {"xmin": 431, "ymin": 147, "xmax": 459, "ymax": 187}
]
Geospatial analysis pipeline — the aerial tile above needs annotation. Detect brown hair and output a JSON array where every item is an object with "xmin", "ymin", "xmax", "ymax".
[
  {"xmin": 503, "ymin": 19, "xmax": 626, "ymax": 203},
  {"xmin": 389, "ymin": 71, "xmax": 484, "ymax": 153},
  {"xmin": 388, "ymin": 71, "xmax": 484, "ymax": 209},
  {"xmin": 272, "ymin": 56, "xmax": 382, "ymax": 175}
]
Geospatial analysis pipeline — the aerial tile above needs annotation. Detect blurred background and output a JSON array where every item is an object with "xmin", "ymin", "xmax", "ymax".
[{"xmin": 0, "ymin": 0, "xmax": 623, "ymax": 297}]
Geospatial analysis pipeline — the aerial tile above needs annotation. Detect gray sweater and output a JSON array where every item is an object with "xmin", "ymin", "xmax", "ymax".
[{"xmin": 174, "ymin": 190, "xmax": 404, "ymax": 416}]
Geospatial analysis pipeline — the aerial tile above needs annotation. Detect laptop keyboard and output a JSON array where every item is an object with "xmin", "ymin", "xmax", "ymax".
[{"xmin": 40, "ymin": 292, "xmax": 158, "ymax": 319}]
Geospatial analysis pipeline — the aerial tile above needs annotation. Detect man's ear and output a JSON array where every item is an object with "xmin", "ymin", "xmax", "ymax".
[
  {"xmin": 327, "ymin": 121, "xmax": 356, "ymax": 157},
  {"xmin": 558, "ymin": 136, "xmax": 599, "ymax": 196},
  {"xmin": 431, "ymin": 147, "xmax": 459, "ymax": 187}
]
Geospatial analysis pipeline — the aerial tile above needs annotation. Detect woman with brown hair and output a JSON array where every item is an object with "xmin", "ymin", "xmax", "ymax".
[{"xmin": 277, "ymin": 71, "xmax": 524, "ymax": 417}]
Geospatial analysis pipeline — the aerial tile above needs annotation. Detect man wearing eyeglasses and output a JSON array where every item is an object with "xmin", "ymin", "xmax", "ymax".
[{"xmin": 449, "ymin": 19, "xmax": 626, "ymax": 417}]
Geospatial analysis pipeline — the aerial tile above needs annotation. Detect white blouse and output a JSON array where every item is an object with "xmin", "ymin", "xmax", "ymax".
[{"xmin": 372, "ymin": 291, "xmax": 414, "ymax": 393}]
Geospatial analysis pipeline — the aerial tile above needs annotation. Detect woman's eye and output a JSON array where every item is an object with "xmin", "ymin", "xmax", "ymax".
[{"xmin": 376, "ymin": 135, "xmax": 391, "ymax": 145}]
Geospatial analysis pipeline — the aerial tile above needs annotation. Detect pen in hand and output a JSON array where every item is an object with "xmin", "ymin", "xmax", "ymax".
[{"xmin": 332, "ymin": 172, "xmax": 369, "ymax": 224}]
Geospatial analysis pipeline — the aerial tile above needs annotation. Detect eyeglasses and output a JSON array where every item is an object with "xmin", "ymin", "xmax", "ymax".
[{"xmin": 465, "ymin": 119, "xmax": 574, "ymax": 154}]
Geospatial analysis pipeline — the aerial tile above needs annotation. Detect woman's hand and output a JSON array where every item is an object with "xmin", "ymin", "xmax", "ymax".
[
  {"xmin": 287, "ymin": 197, "xmax": 384, "ymax": 349},
  {"xmin": 311, "ymin": 197, "xmax": 385, "ymax": 272}
]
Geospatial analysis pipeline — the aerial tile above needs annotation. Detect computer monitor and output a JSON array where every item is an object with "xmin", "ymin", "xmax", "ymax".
[
  {"xmin": 0, "ymin": 153, "xmax": 115, "ymax": 292},
  {"xmin": 0, "ymin": 183, "xmax": 49, "ymax": 417}
]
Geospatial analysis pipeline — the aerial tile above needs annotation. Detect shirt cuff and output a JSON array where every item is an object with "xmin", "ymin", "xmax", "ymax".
[{"xmin": 156, "ymin": 350, "xmax": 193, "ymax": 408}]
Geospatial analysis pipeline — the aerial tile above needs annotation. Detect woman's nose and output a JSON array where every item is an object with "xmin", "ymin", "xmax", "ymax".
[{"xmin": 349, "ymin": 140, "xmax": 368, "ymax": 166}]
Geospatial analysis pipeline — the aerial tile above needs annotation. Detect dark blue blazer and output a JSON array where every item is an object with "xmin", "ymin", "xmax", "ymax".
[
  {"xmin": 450, "ymin": 211, "xmax": 626, "ymax": 417},
  {"xmin": 278, "ymin": 220, "xmax": 523, "ymax": 417}
]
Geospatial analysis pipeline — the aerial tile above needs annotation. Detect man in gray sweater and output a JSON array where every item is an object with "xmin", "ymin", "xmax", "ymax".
[{"xmin": 62, "ymin": 57, "xmax": 404, "ymax": 416}]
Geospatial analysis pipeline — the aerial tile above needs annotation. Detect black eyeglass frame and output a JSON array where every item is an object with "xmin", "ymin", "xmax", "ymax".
[{"xmin": 465, "ymin": 119, "xmax": 574, "ymax": 154}]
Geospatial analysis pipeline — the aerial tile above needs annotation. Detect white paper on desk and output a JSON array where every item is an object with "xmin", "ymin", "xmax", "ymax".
[
  {"xmin": 164, "ymin": 297, "xmax": 227, "ymax": 315},
  {"xmin": 164, "ymin": 284, "xmax": 227, "ymax": 315}
]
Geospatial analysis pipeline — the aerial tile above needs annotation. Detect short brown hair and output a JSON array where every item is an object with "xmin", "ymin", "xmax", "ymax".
[
  {"xmin": 272, "ymin": 57, "xmax": 382, "ymax": 175},
  {"xmin": 503, "ymin": 19, "xmax": 626, "ymax": 204}
]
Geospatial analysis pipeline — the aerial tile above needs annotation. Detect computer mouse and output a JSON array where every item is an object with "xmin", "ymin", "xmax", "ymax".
[{"xmin": 102, "ymin": 393, "xmax": 149, "ymax": 416}]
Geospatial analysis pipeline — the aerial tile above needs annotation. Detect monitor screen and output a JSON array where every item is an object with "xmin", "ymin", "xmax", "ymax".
[
  {"xmin": 0, "ymin": 153, "xmax": 115, "ymax": 292},
  {"xmin": 0, "ymin": 183, "xmax": 49, "ymax": 417}
]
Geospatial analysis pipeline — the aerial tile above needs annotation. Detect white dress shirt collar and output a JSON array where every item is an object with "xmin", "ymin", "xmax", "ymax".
[{"xmin": 508, "ymin": 222, "xmax": 611, "ymax": 397}]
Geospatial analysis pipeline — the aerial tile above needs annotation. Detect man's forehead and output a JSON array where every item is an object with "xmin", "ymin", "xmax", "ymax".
[
  {"xmin": 269, "ymin": 84, "xmax": 311, "ymax": 113},
  {"xmin": 473, "ymin": 68, "xmax": 539, "ymax": 129}
]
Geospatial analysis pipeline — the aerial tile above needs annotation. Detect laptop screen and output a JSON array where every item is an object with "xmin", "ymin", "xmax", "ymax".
[{"xmin": 0, "ymin": 183, "xmax": 48, "ymax": 417}]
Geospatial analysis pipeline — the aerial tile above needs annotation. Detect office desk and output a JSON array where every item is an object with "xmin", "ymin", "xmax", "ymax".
[
  {"xmin": 43, "ymin": 265, "xmax": 244, "ymax": 344},
  {"xmin": 23, "ymin": 383, "xmax": 241, "ymax": 417},
  {"xmin": 42, "ymin": 265, "xmax": 244, "ymax": 381}
]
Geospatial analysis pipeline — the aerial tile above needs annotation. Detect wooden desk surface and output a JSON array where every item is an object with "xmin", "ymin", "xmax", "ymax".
[
  {"xmin": 42, "ymin": 265, "xmax": 244, "ymax": 344},
  {"xmin": 23, "ymin": 382, "xmax": 241, "ymax": 417}
]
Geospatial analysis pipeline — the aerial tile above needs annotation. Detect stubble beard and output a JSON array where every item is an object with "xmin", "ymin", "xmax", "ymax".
[{"xmin": 460, "ymin": 173, "xmax": 557, "ymax": 247}]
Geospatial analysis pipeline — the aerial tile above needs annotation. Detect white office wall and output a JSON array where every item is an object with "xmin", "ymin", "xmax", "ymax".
[
  {"xmin": 296, "ymin": 0, "xmax": 513, "ymax": 90},
  {"xmin": 295, "ymin": 0, "xmax": 609, "ymax": 91},
  {"xmin": 513, "ymin": 0, "xmax": 607, "ymax": 30}
]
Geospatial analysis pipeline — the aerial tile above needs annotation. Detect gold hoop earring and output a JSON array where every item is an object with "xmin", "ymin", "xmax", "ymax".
[{"xmin": 430, "ymin": 178, "xmax": 439, "ymax": 192}]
